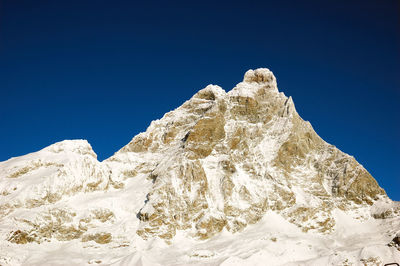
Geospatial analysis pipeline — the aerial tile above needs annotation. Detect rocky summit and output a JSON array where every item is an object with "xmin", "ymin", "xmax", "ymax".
[{"xmin": 0, "ymin": 68, "xmax": 399, "ymax": 265}]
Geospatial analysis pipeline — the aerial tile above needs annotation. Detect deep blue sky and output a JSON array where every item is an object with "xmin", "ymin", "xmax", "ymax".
[{"xmin": 0, "ymin": 1, "xmax": 399, "ymax": 200}]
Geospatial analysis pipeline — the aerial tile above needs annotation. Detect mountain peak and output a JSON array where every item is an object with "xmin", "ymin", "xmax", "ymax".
[
  {"xmin": 0, "ymin": 68, "xmax": 398, "ymax": 265},
  {"xmin": 45, "ymin": 139, "xmax": 96, "ymax": 158}
]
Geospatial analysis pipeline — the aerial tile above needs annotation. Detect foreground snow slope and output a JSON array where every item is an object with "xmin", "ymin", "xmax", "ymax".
[{"xmin": 0, "ymin": 68, "xmax": 399, "ymax": 265}]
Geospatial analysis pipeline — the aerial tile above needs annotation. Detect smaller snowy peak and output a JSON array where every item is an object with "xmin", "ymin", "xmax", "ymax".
[
  {"xmin": 0, "ymin": 139, "xmax": 97, "ymax": 170},
  {"xmin": 0, "ymin": 137, "xmax": 112, "ymax": 224},
  {"xmin": 0, "ymin": 139, "xmax": 99, "ymax": 181},
  {"xmin": 44, "ymin": 139, "xmax": 97, "ymax": 158}
]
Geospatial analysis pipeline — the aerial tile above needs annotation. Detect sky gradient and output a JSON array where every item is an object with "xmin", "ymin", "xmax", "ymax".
[{"xmin": 0, "ymin": 0, "xmax": 399, "ymax": 200}]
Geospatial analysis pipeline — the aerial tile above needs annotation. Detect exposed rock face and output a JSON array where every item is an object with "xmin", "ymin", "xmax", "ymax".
[{"xmin": 0, "ymin": 68, "xmax": 397, "ymax": 266}]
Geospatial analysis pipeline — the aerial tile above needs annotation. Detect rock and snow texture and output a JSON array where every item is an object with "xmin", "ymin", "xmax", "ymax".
[{"xmin": 0, "ymin": 68, "xmax": 399, "ymax": 265}]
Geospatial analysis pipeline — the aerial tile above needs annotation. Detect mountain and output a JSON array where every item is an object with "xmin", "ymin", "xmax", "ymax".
[{"xmin": 0, "ymin": 68, "xmax": 399, "ymax": 265}]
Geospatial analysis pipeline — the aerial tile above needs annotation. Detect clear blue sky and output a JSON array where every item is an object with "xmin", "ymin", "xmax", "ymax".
[{"xmin": 0, "ymin": 1, "xmax": 399, "ymax": 200}]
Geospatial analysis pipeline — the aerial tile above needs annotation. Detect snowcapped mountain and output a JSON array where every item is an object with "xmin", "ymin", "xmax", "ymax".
[{"xmin": 0, "ymin": 68, "xmax": 399, "ymax": 265}]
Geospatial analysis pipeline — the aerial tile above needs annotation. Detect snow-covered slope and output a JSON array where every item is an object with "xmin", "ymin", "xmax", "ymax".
[{"xmin": 0, "ymin": 68, "xmax": 399, "ymax": 265}]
